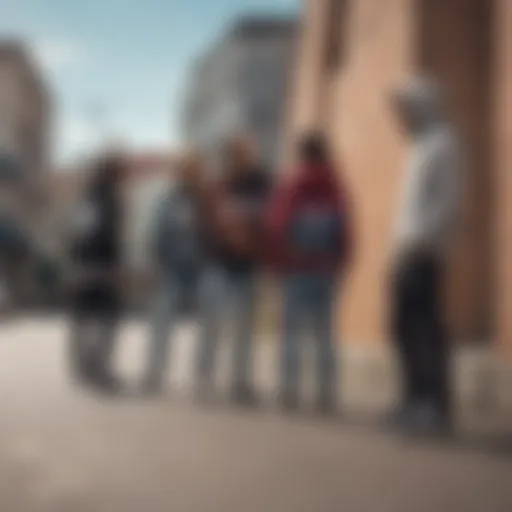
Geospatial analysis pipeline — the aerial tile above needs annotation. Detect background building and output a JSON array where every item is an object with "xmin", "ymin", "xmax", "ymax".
[
  {"xmin": 0, "ymin": 41, "xmax": 50, "ymax": 190},
  {"xmin": 0, "ymin": 41, "xmax": 52, "ymax": 305},
  {"xmin": 182, "ymin": 15, "xmax": 296, "ymax": 169},
  {"xmin": 286, "ymin": 0, "xmax": 512, "ymax": 356},
  {"xmin": 0, "ymin": 41, "xmax": 51, "ymax": 239}
]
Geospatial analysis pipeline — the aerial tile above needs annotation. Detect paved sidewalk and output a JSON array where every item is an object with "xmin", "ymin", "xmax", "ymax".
[{"xmin": 0, "ymin": 317, "xmax": 511, "ymax": 512}]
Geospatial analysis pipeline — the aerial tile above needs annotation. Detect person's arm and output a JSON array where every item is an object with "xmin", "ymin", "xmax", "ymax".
[
  {"xmin": 200, "ymin": 179, "xmax": 226, "ymax": 243},
  {"xmin": 415, "ymin": 138, "xmax": 460, "ymax": 249},
  {"xmin": 264, "ymin": 177, "xmax": 296, "ymax": 271}
]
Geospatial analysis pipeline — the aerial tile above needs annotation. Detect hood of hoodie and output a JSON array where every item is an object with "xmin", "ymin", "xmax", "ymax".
[{"xmin": 392, "ymin": 78, "xmax": 444, "ymax": 136}]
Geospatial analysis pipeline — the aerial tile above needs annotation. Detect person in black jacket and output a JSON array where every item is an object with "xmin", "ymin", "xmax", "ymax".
[{"xmin": 69, "ymin": 154, "xmax": 123, "ymax": 393}]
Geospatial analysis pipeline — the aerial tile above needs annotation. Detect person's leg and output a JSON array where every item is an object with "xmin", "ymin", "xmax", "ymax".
[
  {"xmin": 418, "ymin": 257, "xmax": 451, "ymax": 424},
  {"xmin": 392, "ymin": 255, "xmax": 452, "ymax": 434},
  {"xmin": 83, "ymin": 285, "xmax": 122, "ymax": 393},
  {"xmin": 91, "ymin": 310, "xmax": 122, "ymax": 392},
  {"xmin": 68, "ymin": 312, "xmax": 93, "ymax": 383},
  {"xmin": 144, "ymin": 279, "xmax": 180, "ymax": 392},
  {"xmin": 389, "ymin": 257, "xmax": 424, "ymax": 421},
  {"xmin": 0, "ymin": 269, "xmax": 12, "ymax": 317},
  {"xmin": 309, "ymin": 275, "xmax": 338, "ymax": 412},
  {"xmin": 280, "ymin": 275, "xmax": 306, "ymax": 409},
  {"xmin": 195, "ymin": 267, "xmax": 226, "ymax": 394},
  {"xmin": 230, "ymin": 271, "xmax": 257, "ymax": 403}
]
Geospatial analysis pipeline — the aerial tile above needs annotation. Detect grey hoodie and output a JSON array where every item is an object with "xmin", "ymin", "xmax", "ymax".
[{"xmin": 393, "ymin": 78, "xmax": 461, "ymax": 258}]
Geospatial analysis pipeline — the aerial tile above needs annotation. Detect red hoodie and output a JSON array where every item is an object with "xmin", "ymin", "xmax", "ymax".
[{"xmin": 266, "ymin": 162, "xmax": 353, "ymax": 274}]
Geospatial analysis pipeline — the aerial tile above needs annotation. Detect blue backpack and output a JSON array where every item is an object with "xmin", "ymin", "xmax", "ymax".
[{"xmin": 289, "ymin": 204, "xmax": 343, "ymax": 257}]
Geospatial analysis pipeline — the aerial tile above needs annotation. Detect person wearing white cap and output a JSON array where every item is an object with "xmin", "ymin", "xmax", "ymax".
[{"xmin": 388, "ymin": 76, "xmax": 461, "ymax": 433}]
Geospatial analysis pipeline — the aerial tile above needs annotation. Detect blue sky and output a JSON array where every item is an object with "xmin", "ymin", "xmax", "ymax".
[{"xmin": 1, "ymin": 0, "xmax": 299, "ymax": 165}]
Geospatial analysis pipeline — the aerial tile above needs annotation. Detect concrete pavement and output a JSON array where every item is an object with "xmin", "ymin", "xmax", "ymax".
[{"xmin": 0, "ymin": 317, "xmax": 511, "ymax": 512}]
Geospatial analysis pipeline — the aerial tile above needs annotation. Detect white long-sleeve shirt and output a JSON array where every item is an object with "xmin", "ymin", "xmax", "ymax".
[{"xmin": 395, "ymin": 124, "xmax": 460, "ymax": 257}]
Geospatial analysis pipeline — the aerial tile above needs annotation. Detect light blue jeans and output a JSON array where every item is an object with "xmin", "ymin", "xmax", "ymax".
[
  {"xmin": 281, "ymin": 274, "xmax": 338, "ymax": 400},
  {"xmin": 196, "ymin": 267, "xmax": 256, "ymax": 388},
  {"xmin": 146, "ymin": 273, "xmax": 197, "ymax": 386}
]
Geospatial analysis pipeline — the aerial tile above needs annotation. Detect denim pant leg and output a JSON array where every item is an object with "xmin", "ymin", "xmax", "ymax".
[
  {"xmin": 309, "ymin": 277, "xmax": 338, "ymax": 400},
  {"xmin": 94, "ymin": 313, "xmax": 120, "ymax": 376},
  {"xmin": 196, "ymin": 267, "xmax": 226, "ymax": 385},
  {"xmin": 230, "ymin": 272, "xmax": 256, "ymax": 388},
  {"xmin": 69, "ymin": 314, "xmax": 93, "ymax": 379},
  {"xmin": 146, "ymin": 279, "xmax": 180, "ymax": 385},
  {"xmin": 281, "ymin": 276, "xmax": 307, "ymax": 398}
]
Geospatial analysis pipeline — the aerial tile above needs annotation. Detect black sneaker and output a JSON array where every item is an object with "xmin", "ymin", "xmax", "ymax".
[
  {"xmin": 231, "ymin": 383, "xmax": 259, "ymax": 407},
  {"xmin": 280, "ymin": 392, "xmax": 300, "ymax": 413}
]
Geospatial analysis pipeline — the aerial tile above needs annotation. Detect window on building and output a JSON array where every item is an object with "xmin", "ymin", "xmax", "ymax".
[{"xmin": 324, "ymin": 0, "xmax": 348, "ymax": 72}]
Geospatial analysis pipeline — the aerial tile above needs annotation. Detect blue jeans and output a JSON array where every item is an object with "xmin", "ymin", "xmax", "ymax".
[
  {"xmin": 281, "ymin": 274, "xmax": 338, "ymax": 400},
  {"xmin": 196, "ymin": 267, "xmax": 256, "ymax": 388},
  {"xmin": 146, "ymin": 273, "xmax": 197, "ymax": 386}
]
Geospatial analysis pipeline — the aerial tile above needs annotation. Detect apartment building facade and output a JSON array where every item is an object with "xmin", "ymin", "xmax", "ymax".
[
  {"xmin": 0, "ymin": 41, "xmax": 51, "ymax": 305},
  {"xmin": 0, "ymin": 41, "xmax": 50, "ymax": 186},
  {"xmin": 182, "ymin": 16, "xmax": 296, "ymax": 170}
]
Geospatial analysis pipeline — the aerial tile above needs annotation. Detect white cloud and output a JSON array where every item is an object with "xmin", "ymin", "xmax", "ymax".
[
  {"xmin": 56, "ymin": 115, "xmax": 98, "ymax": 165},
  {"xmin": 33, "ymin": 39, "xmax": 88, "ymax": 73}
]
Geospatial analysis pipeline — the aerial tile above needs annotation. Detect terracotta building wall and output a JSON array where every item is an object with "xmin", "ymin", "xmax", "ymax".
[
  {"xmin": 328, "ymin": 0, "xmax": 416, "ymax": 344},
  {"xmin": 285, "ymin": 0, "xmax": 509, "ymax": 347},
  {"xmin": 284, "ymin": 0, "xmax": 332, "ymax": 164},
  {"xmin": 496, "ymin": 0, "xmax": 512, "ymax": 357},
  {"xmin": 417, "ymin": 0, "xmax": 495, "ymax": 340}
]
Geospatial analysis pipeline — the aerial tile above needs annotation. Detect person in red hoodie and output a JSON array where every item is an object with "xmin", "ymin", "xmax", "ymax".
[{"xmin": 267, "ymin": 131, "xmax": 353, "ymax": 413}]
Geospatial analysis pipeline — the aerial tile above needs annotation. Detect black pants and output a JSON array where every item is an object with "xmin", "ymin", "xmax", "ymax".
[
  {"xmin": 69, "ymin": 286, "xmax": 120, "ymax": 382},
  {"xmin": 391, "ymin": 253, "xmax": 450, "ymax": 416}
]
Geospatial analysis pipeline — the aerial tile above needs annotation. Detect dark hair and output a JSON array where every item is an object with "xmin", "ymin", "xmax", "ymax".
[
  {"xmin": 299, "ymin": 131, "xmax": 329, "ymax": 163},
  {"xmin": 88, "ymin": 156, "xmax": 122, "ymax": 231},
  {"xmin": 91, "ymin": 156, "xmax": 122, "ymax": 195}
]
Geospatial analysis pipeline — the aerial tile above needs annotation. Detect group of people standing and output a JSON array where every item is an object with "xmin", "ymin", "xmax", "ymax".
[{"xmin": 68, "ymin": 77, "xmax": 461, "ymax": 435}]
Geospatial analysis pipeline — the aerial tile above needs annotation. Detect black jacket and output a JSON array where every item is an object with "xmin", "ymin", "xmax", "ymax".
[
  {"xmin": 72, "ymin": 183, "xmax": 120, "ymax": 269},
  {"xmin": 71, "ymin": 179, "xmax": 121, "ymax": 314},
  {"xmin": 214, "ymin": 167, "xmax": 272, "ymax": 273}
]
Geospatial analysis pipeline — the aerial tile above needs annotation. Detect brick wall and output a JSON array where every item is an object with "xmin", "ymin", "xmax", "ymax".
[
  {"xmin": 331, "ymin": 0, "xmax": 416, "ymax": 344},
  {"xmin": 417, "ymin": 0, "xmax": 495, "ymax": 340},
  {"xmin": 285, "ymin": 0, "xmax": 508, "ymax": 347},
  {"xmin": 496, "ymin": 0, "xmax": 512, "ymax": 357},
  {"xmin": 284, "ymin": 0, "xmax": 332, "ymax": 166}
]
